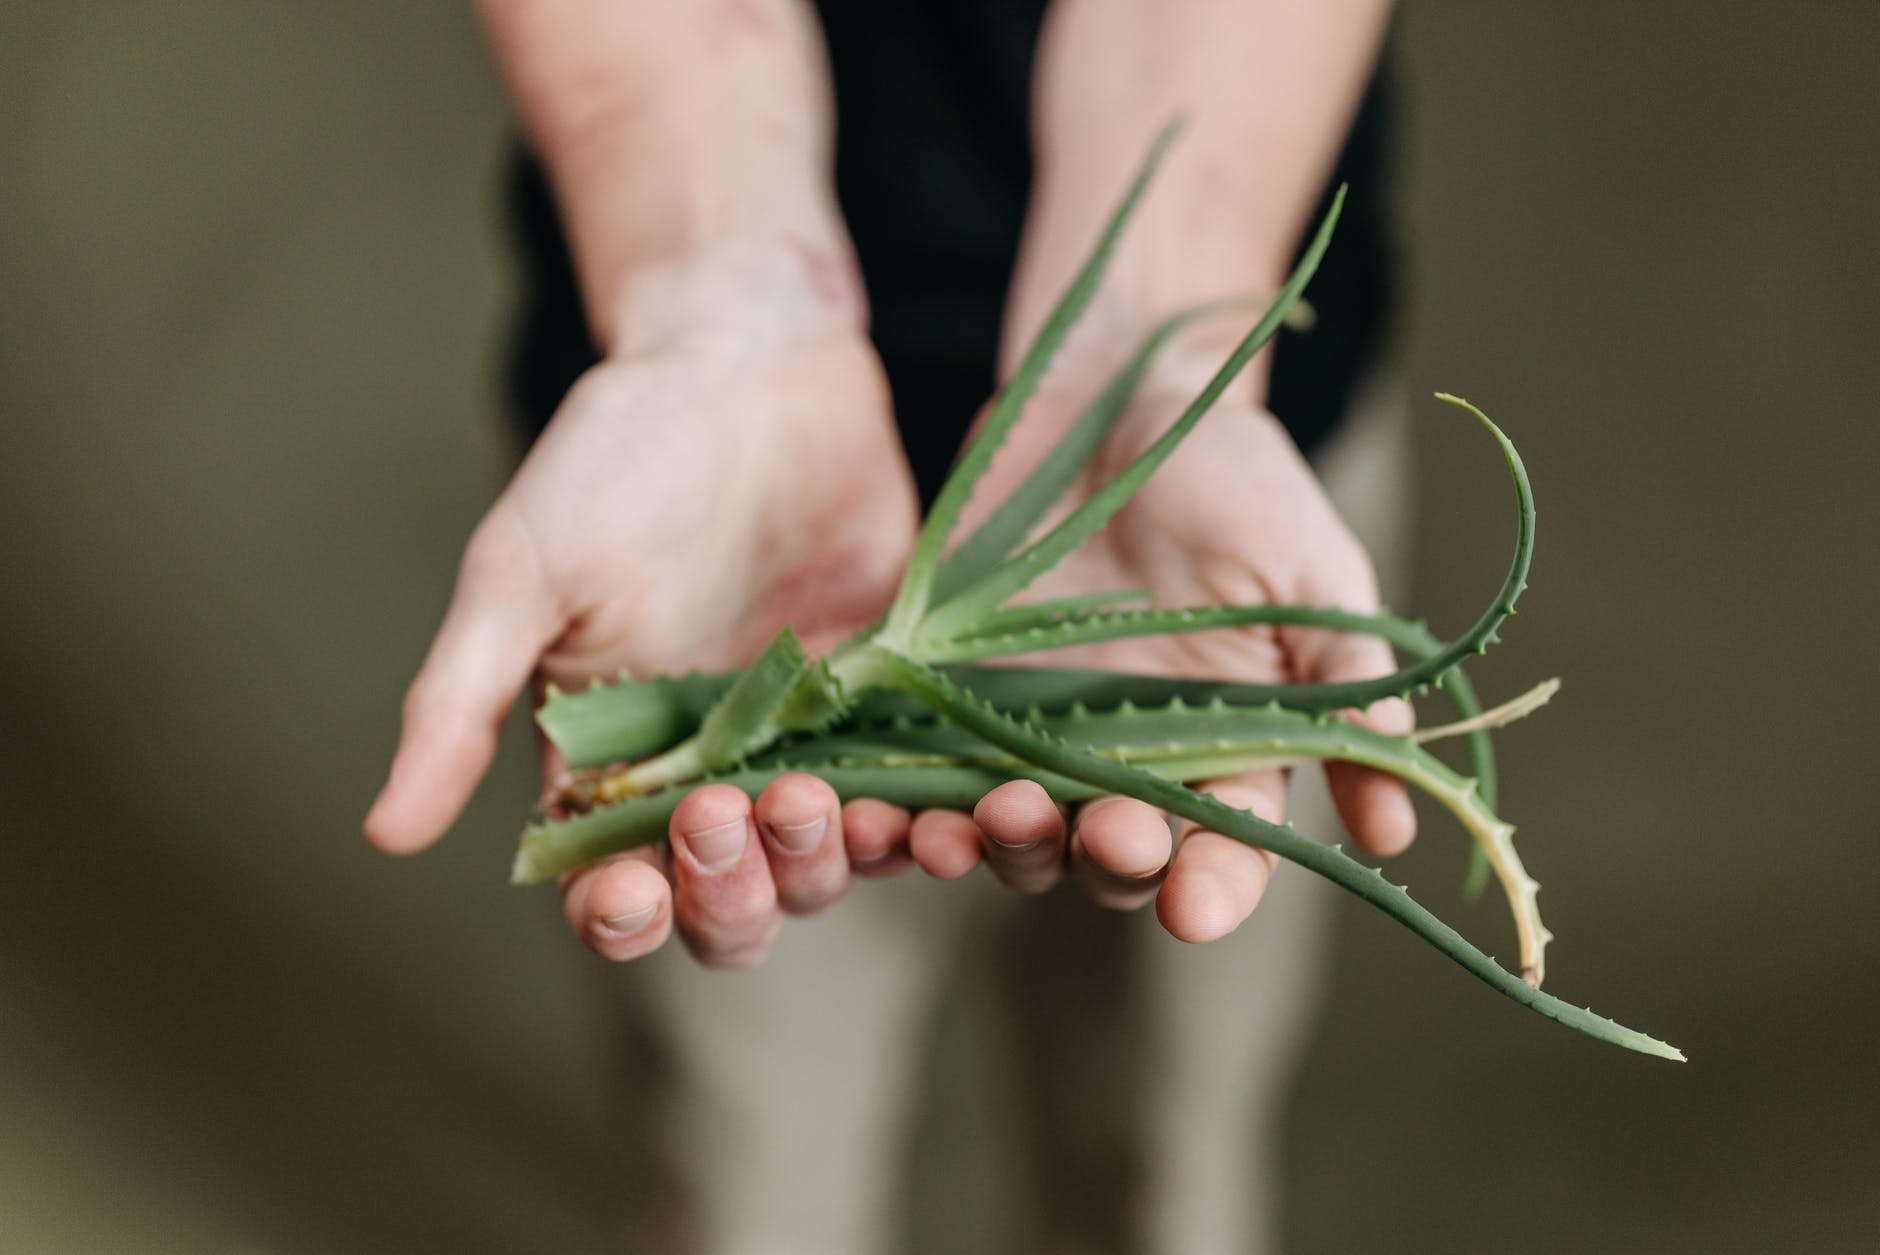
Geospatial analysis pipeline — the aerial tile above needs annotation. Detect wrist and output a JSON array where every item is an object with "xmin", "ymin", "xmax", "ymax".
[
  {"xmin": 1008, "ymin": 263, "xmax": 1281, "ymax": 414},
  {"xmin": 560, "ymin": 104, "xmax": 862, "ymax": 353},
  {"xmin": 562, "ymin": 86, "xmax": 859, "ymax": 350},
  {"xmin": 1007, "ymin": 0, "xmax": 1391, "ymax": 395},
  {"xmin": 607, "ymin": 231, "xmax": 869, "ymax": 362},
  {"xmin": 1133, "ymin": 309, "xmax": 1277, "ymax": 411},
  {"xmin": 1003, "ymin": 155, "xmax": 1294, "ymax": 404},
  {"xmin": 483, "ymin": 0, "xmax": 855, "ymax": 350}
]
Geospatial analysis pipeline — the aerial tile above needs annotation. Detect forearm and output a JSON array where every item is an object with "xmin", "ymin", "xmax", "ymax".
[
  {"xmin": 1008, "ymin": 0, "xmax": 1391, "ymax": 393},
  {"xmin": 478, "ymin": 0, "xmax": 859, "ymax": 351}
]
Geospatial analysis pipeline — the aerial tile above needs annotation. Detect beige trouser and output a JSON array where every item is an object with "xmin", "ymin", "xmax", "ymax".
[{"xmin": 602, "ymin": 387, "xmax": 1413, "ymax": 1255}]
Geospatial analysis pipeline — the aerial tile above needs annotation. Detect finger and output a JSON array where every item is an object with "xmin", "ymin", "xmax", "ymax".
[
  {"xmin": 560, "ymin": 850, "xmax": 673, "ymax": 962},
  {"xmin": 365, "ymin": 505, "xmax": 563, "ymax": 855},
  {"xmin": 973, "ymin": 780, "xmax": 1067, "ymax": 895},
  {"xmin": 754, "ymin": 772, "xmax": 848, "ymax": 915},
  {"xmin": 1069, "ymin": 795, "xmax": 1173, "ymax": 911},
  {"xmin": 843, "ymin": 798, "xmax": 914, "ymax": 877},
  {"xmin": 669, "ymin": 783, "xmax": 782, "ymax": 969},
  {"xmin": 1298, "ymin": 624, "xmax": 1418, "ymax": 858},
  {"xmin": 907, "ymin": 808, "xmax": 983, "ymax": 881},
  {"xmin": 1155, "ymin": 773, "xmax": 1285, "ymax": 943}
]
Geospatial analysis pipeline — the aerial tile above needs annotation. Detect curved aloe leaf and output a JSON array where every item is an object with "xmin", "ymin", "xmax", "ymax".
[{"xmin": 874, "ymin": 651, "xmax": 1681, "ymax": 1062}]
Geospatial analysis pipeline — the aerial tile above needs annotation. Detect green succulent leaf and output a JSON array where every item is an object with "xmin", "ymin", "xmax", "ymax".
[
  {"xmin": 509, "ymin": 123, "xmax": 1675, "ymax": 1065},
  {"xmin": 537, "ymin": 669, "xmax": 737, "ymax": 771},
  {"xmin": 932, "ymin": 299, "xmax": 1258, "ymax": 603},
  {"xmin": 913, "ymin": 185, "xmax": 1345, "ymax": 644},
  {"xmin": 875, "ymin": 651, "xmax": 1681, "ymax": 1062},
  {"xmin": 881, "ymin": 120, "xmax": 1184, "ymax": 639}
]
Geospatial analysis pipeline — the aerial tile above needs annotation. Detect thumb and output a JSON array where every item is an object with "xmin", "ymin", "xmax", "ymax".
[{"xmin": 365, "ymin": 506, "xmax": 564, "ymax": 855}]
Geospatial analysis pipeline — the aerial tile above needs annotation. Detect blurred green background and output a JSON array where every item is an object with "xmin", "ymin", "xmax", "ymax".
[{"xmin": 4, "ymin": 3, "xmax": 1876, "ymax": 1252}]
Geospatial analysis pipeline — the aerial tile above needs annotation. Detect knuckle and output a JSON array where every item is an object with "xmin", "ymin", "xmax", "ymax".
[
  {"xmin": 458, "ymin": 512, "xmax": 518, "ymax": 587},
  {"xmin": 399, "ymin": 677, "xmax": 439, "ymax": 726},
  {"xmin": 672, "ymin": 784, "xmax": 753, "ymax": 833},
  {"xmin": 1076, "ymin": 866, "xmax": 1163, "ymax": 912},
  {"xmin": 677, "ymin": 888, "xmax": 781, "ymax": 964},
  {"xmin": 1324, "ymin": 530, "xmax": 1379, "ymax": 603},
  {"xmin": 1090, "ymin": 884, "xmax": 1160, "ymax": 913},
  {"xmin": 762, "ymin": 772, "xmax": 835, "ymax": 819},
  {"xmin": 987, "ymin": 851, "xmax": 1061, "ymax": 895},
  {"xmin": 777, "ymin": 876, "xmax": 848, "ymax": 916},
  {"xmin": 687, "ymin": 917, "xmax": 782, "ymax": 970},
  {"xmin": 689, "ymin": 782, "xmax": 753, "ymax": 810}
]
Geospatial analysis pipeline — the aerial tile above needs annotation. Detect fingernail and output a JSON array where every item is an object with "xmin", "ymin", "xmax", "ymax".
[
  {"xmin": 767, "ymin": 816, "xmax": 826, "ymax": 855},
  {"xmin": 599, "ymin": 903, "xmax": 658, "ymax": 935},
  {"xmin": 681, "ymin": 819, "xmax": 748, "ymax": 872},
  {"xmin": 987, "ymin": 835, "xmax": 1045, "ymax": 853}
]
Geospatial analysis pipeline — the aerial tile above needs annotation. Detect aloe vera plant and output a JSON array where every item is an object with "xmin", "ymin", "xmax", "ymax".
[{"xmin": 515, "ymin": 123, "xmax": 1683, "ymax": 1062}]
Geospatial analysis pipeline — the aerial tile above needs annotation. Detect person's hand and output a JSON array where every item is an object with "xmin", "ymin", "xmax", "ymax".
[
  {"xmin": 893, "ymin": 367, "xmax": 1417, "ymax": 942},
  {"xmin": 364, "ymin": 243, "xmax": 920, "ymax": 967}
]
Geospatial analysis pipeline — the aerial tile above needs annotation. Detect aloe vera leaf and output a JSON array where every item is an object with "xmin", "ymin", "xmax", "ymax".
[
  {"xmin": 933, "ymin": 389, "xmax": 1526, "ymax": 901},
  {"xmin": 545, "ymin": 395, "xmax": 1521, "ymax": 849},
  {"xmin": 1211, "ymin": 704, "xmax": 1553, "ymax": 987},
  {"xmin": 931, "ymin": 301, "xmax": 1244, "ymax": 602},
  {"xmin": 929, "ymin": 393, "xmax": 1528, "ymax": 718},
  {"xmin": 1461, "ymin": 839, "xmax": 1494, "ymax": 899},
  {"xmin": 769, "ymin": 686, "xmax": 1551, "ymax": 981},
  {"xmin": 947, "ymin": 597, "xmax": 1504, "ymax": 890},
  {"xmin": 540, "ymin": 621, "xmax": 1500, "ymax": 774},
  {"xmin": 957, "ymin": 590, "xmax": 1154, "ymax": 633},
  {"xmin": 770, "ymin": 683, "xmax": 1542, "ymax": 772},
  {"xmin": 880, "ymin": 121, "xmax": 1184, "ymax": 640},
  {"xmin": 872, "ymin": 650, "xmax": 1681, "ymax": 1061},
  {"xmin": 540, "ymin": 650, "xmax": 1414, "ymax": 771},
  {"xmin": 514, "ymin": 762, "xmax": 1109, "ymax": 884},
  {"xmin": 932, "ymin": 296, "xmax": 1314, "ymax": 603},
  {"xmin": 935, "ymin": 601, "xmax": 1516, "ymax": 716},
  {"xmin": 534, "ymin": 645, "xmax": 1401, "ymax": 770},
  {"xmin": 1415, "ymin": 678, "xmax": 1556, "ymax": 745},
  {"xmin": 514, "ymin": 688, "xmax": 1522, "ymax": 889},
  {"xmin": 977, "ymin": 633, "xmax": 1508, "ymax": 906},
  {"xmin": 913, "ymin": 187, "xmax": 1344, "ymax": 645},
  {"xmin": 527, "ymin": 684, "xmax": 1549, "ymax": 972},
  {"xmin": 535, "ymin": 625, "xmax": 1509, "ymax": 864},
  {"xmin": 537, "ymin": 669, "xmax": 737, "ymax": 770},
  {"xmin": 1346, "ymin": 612, "xmax": 1500, "ymax": 898},
  {"xmin": 538, "ymin": 596, "xmax": 1508, "ymax": 828},
  {"xmin": 619, "ymin": 627, "xmax": 847, "ymax": 793},
  {"xmin": 937, "ymin": 602, "xmax": 1462, "ymax": 667}
]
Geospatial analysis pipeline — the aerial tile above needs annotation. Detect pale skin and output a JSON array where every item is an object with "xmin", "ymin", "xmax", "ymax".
[{"xmin": 364, "ymin": 0, "xmax": 1405, "ymax": 967}]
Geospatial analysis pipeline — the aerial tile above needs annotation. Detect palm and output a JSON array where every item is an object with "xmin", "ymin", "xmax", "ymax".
[
  {"xmin": 1002, "ymin": 389, "xmax": 1375, "ymax": 685},
  {"xmin": 508, "ymin": 332, "xmax": 918, "ymax": 689},
  {"xmin": 365, "ymin": 326, "xmax": 917, "ymax": 875}
]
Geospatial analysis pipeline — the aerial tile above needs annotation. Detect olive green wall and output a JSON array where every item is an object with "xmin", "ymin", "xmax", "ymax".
[{"xmin": 3, "ymin": 3, "xmax": 1874, "ymax": 1252}]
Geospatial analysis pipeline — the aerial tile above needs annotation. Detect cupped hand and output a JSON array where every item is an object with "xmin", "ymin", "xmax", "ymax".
[
  {"xmin": 898, "ymin": 379, "xmax": 1417, "ymax": 942},
  {"xmin": 365, "ymin": 251, "xmax": 920, "ymax": 968}
]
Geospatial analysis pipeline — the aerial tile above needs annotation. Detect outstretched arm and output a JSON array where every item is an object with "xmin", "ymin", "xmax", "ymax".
[
  {"xmin": 943, "ymin": 0, "xmax": 1410, "ymax": 939},
  {"xmin": 477, "ymin": 0, "xmax": 859, "ymax": 346},
  {"xmin": 366, "ymin": 0, "xmax": 919, "ymax": 966},
  {"xmin": 1007, "ymin": 0, "xmax": 1391, "ymax": 368}
]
